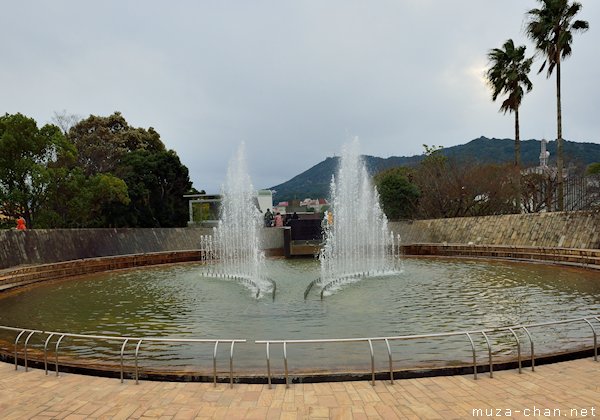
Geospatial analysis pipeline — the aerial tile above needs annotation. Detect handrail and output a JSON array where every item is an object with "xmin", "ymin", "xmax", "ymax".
[
  {"xmin": 521, "ymin": 327, "xmax": 535, "ymax": 372},
  {"xmin": 0, "ymin": 326, "xmax": 245, "ymax": 385},
  {"xmin": 384, "ymin": 338, "xmax": 393, "ymax": 384},
  {"xmin": 119, "ymin": 339, "xmax": 129, "ymax": 383},
  {"xmin": 2, "ymin": 315, "xmax": 599, "ymax": 386},
  {"xmin": 465, "ymin": 332, "xmax": 477, "ymax": 380},
  {"xmin": 255, "ymin": 315, "xmax": 600, "ymax": 385},
  {"xmin": 480, "ymin": 331, "xmax": 493, "ymax": 378},
  {"xmin": 508, "ymin": 328, "xmax": 522, "ymax": 373},
  {"xmin": 14, "ymin": 330, "xmax": 27, "ymax": 371},
  {"xmin": 23, "ymin": 331, "xmax": 36, "ymax": 372}
]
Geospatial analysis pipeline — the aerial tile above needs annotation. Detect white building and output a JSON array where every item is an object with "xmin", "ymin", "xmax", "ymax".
[{"xmin": 257, "ymin": 190, "xmax": 273, "ymax": 214}]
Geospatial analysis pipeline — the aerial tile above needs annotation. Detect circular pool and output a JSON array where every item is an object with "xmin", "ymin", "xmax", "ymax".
[{"xmin": 1, "ymin": 257, "xmax": 599, "ymax": 378}]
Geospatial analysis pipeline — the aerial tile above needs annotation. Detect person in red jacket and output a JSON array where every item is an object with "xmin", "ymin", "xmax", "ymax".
[{"xmin": 16, "ymin": 217, "xmax": 27, "ymax": 231}]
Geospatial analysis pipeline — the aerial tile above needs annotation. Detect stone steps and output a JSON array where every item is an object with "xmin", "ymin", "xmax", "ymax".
[
  {"xmin": 402, "ymin": 244, "xmax": 600, "ymax": 270},
  {"xmin": 0, "ymin": 251, "xmax": 207, "ymax": 291}
]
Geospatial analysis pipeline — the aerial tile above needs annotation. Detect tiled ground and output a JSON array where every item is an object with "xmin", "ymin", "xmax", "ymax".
[{"xmin": 1, "ymin": 359, "xmax": 599, "ymax": 419}]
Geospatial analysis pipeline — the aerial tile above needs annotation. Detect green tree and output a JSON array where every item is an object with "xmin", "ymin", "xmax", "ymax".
[
  {"xmin": 586, "ymin": 162, "xmax": 600, "ymax": 175},
  {"xmin": 486, "ymin": 39, "xmax": 533, "ymax": 168},
  {"xmin": 526, "ymin": 0, "xmax": 589, "ymax": 210},
  {"xmin": 116, "ymin": 150, "xmax": 192, "ymax": 227},
  {"xmin": 68, "ymin": 112, "xmax": 165, "ymax": 176},
  {"xmin": 35, "ymin": 168, "xmax": 131, "ymax": 228},
  {"xmin": 374, "ymin": 167, "xmax": 420, "ymax": 220},
  {"xmin": 0, "ymin": 113, "xmax": 71, "ymax": 227}
]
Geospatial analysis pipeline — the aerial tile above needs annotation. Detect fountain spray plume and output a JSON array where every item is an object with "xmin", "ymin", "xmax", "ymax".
[
  {"xmin": 319, "ymin": 138, "xmax": 398, "ymax": 295},
  {"xmin": 201, "ymin": 142, "xmax": 272, "ymax": 298}
]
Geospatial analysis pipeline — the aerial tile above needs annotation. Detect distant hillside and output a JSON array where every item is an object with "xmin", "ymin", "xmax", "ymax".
[{"xmin": 268, "ymin": 137, "xmax": 600, "ymax": 202}]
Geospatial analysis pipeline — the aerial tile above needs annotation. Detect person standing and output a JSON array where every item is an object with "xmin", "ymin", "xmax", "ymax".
[
  {"xmin": 264, "ymin": 209, "xmax": 274, "ymax": 227},
  {"xmin": 16, "ymin": 217, "xmax": 27, "ymax": 231},
  {"xmin": 274, "ymin": 212, "xmax": 283, "ymax": 227}
]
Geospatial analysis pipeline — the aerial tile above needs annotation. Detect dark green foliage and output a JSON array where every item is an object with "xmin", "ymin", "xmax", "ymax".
[
  {"xmin": 115, "ymin": 150, "xmax": 192, "ymax": 227},
  {"xmin": 486, "ymin": 40, "xmax": 533, "ymax": 116},
  {"xmin": 0, "ymin": 112, "xmax": 194, "ymax": 229},
  {"xmin": 587, "ymin": 163, "xmax": 600, "ymax": 175},
  {"xmin": 374, "ymin": 168, "xmax": 420, "ymax": 220},
  {"xmin": 0, "ymin": 113, "xmax": 72, "ymax": 228},
  {"xmin": 526, "ymin": 0, "xmax": 589, "ymax": 77},
  {"xmin": 34, "ymin": 168, "xmax": 130, "ymax": 228},
  {"xmin": 68, "ymin": 112, "xmax": 165, "ymax": 176},
  {"xmin": 486, "ymin": 39, "xmax": 533, "ymax": 172}
]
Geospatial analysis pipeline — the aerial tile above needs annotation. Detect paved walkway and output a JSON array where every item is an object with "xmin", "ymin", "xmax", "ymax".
[{"xmin": 1, "ymin": 359, "xmax": 599, "ymax": 419}]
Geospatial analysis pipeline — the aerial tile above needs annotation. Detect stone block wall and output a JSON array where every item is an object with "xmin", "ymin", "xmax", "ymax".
[
  {"xmin": 1, "ymin": 211, "xmax": 598, "ymax": 269},
  {"xmin": 390, "ymin": 210, "xmax": 600, "ymax": 249},
  {"xmin": 0, "ymin": 227, "xmax": 285, "ymax": 269}
]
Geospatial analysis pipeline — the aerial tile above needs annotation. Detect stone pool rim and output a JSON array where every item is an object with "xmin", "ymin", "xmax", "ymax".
[{"xmin": 1, "ymin": 245, "xmax": 600, "ymax": 383}]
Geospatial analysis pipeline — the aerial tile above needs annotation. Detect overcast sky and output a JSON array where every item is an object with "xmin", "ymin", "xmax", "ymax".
[{"xmin": 2, "ymin": 1, "xmax": 598, "ymax": 193}]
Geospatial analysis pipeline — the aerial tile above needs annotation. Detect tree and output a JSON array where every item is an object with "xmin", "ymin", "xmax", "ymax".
[
  {"xmin": 411, "ymin": 146, "xmax": 520, "ymax": 218},
  {"xmin": 33, "ymin": 167, "xmax": 132, "ymax": 228},
  {"xmin": 374, "ymin": 167, "xmax": 420, "ymax": 220},
  {"xmin": 526, "ymin": 0, "xmax": 589, "ymax": 210},
  {"xmin": 115, "ymin": 150, "xmax": 192, "ymax": 227},
  {"xmin": 0, "ymin": 113, "xmax": 72, "ymax": 228},
  {"xmin": 68, "ymin": 112, "xmax": 165, "ymax": 176},
  {"xmin": 486, "ymin": 39, "xmax": 533, "ymax": 169},
  {"xmin": 586, "ymin": 162, "xmax": 600, "ymax": 175},
  {"xmin": 51, "ymin": 110, "xmax": 82, "ymax": 135}
]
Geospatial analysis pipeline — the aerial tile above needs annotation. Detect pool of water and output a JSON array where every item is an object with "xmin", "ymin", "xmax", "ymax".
[{"xmin": 1, "ymin": 257, "xmax": 599, "ymax": 374}]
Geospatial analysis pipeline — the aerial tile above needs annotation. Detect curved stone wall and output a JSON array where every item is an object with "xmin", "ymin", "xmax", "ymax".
[
  {"xmin": 1, "ymin": 210, "xmax": 598, "ymax": 270},
  {"xmin": 0, "ymin": 228, "xmax": 285, "ymax": 270},
  {"xmin": 391, "ymin": 210, "xmax": 600, "ymax": 249}
]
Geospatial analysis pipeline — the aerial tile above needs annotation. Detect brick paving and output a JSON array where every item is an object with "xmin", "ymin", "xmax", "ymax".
[{"xmin": 1, "ymin": 359, "xmax": 599, "ymax": 419}]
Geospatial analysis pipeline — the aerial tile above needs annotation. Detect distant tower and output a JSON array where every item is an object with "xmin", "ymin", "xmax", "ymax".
[{"xmin": 539, "ymin": 139, "xmax": 550, "ymax": 168}]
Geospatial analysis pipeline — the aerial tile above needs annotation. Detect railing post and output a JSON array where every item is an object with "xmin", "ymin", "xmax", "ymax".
[
  {"xmin": 368, "ymin": 339, "xmax": 375, "ymax": 386},
  {"xmin": 213, "ymin": 341, "xmax": 219, "ymax": 387},
  {"xmin": 55, "ymin": 335, "xmax": 66, "ymax": 377},
  {"xmin": 521, "ymin": 327, "xmax": 535, "ymax": 372},
  {"xmin": 23, "ymin": 331, "xmax": 36, "ymax": 372},
  {"xmin": 385, "ymin": 338, "xmax": 393, "ymax": 384},
  {"xmin": 583, "ymin": 318, "xmax": 597, "ymax": 362},
  {"xmin": 266, "ymin": 342, "xmax": 272, "ymax": 389},
  {"xmin": 120, "ymin": 339, "xmax": 129, "ymax": 383},
  {"xmin": 465, "ymin": 332, "xmax": 477, "ymax": 380},
  {"xmin": 44, "ymin": 333, "xmax": 55, "ymax": 375},
  {"xmin": 229, "ymin": 341, "xmax": 235, "ymax": 388},
  {"xmin": 481, "ymin": 331, "xmax": 493, "ymax": 378},
  {"xmin": 283, "ymin": 341, "xmax": 289, "ymax": 388},
  {"xmin": 508, "ymin": 328, "xmax": 522, "ymax": 373},
  {"xmin": 14, "ymin": 330, "xmax": 27, "ymax": 371},
  {"xmin": 134, "ymin": 339, "xmax": 143, "ymax": 384}
]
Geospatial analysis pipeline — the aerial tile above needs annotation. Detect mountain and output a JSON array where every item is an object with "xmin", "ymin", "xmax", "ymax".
[{"xmin": 268, "ymin": 137, "xmax": 600, "ymax": 202}]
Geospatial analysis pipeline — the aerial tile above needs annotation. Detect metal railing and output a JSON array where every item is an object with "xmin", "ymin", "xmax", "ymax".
[
  {"xmin": 3, "ymin": 315, "xmax": 599, "ymax": 387},
  {"xmin": 256, "ymin": 315, "xmax": 600, "ymax": 388},
  {"xmin": 2, "ymin": 326, "xmax": 245, "ymax": 387}
]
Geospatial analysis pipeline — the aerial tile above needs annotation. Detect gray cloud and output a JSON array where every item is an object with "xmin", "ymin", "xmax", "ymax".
[{"xmin": 1, "ymin": 0, "xmax": 598, "ymax": 193}]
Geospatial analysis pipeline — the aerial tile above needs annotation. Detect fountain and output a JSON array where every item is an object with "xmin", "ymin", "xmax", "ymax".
[
  {"xmin": 318, "ymin": 138, "xmax": 399, "ymax": 296},
  {"xmin": 199, "ymin": 142, "xmax": 273, "ymax": 298},
  {"xmin": 1, "ymin": 138, "xmax": 600, "ymax": 381}
]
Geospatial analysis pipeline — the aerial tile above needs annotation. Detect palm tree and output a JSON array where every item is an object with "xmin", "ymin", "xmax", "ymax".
[
  {"xmin": 526, "ymin": 0, "xmax": 589, "ymax": 211},
  {"xmin": 486, "ymin": 39, "xmax": 534, "ymax": 169}
]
